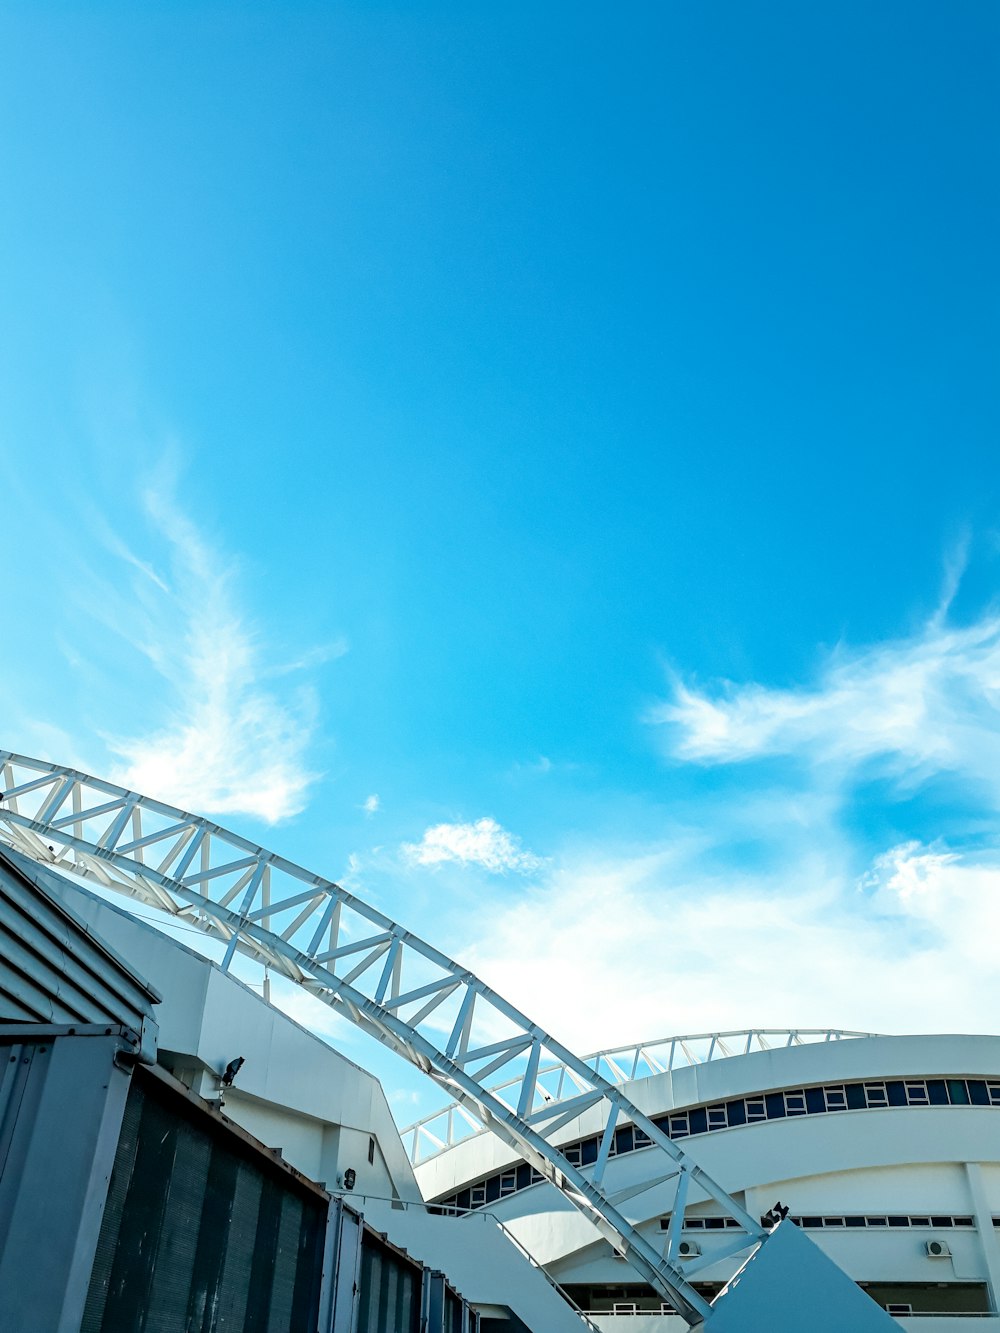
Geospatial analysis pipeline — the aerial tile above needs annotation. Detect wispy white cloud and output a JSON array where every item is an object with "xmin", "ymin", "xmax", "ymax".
[
  {"xmin": 651, "ymin": 612, "xmax": 1000, "ymax": 801},
  {"xmin": 462, "ymin": 581, "xmax": 1000, "ymax": 1051},
  {"xmin": 362, "ymin": 794, "xmax": 380, "ymax": 816},
  {"xmin": 103, "ymin": 479, "xmax": 327, "ymax": 822},
  {"xmin": 460, "ymin": 838, "xmax": 1000, "ymax": 1052},
  {"xmin": 403, "ymin": 818, "xmax": 542, "ymax": 874}
]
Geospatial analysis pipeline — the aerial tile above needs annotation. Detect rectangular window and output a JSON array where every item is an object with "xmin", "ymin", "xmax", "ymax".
[
  {"xmin": 905, "ymin": 1081, "xmax": 929, "ymax": 1105},
  {"xmin": 927, "ymin": 1079, "xmax": 948, "ymax": 1106},
  {"xmin": 765, "ymin": 1093, "xmax": 786, "ymax": 1119},
  {"xmin": 746, "ymin": 1098, "xmax": 767, "ymax": 1122},
  {"xmin": 846, "ymin": 1083, "xmax": 866, "ymax": 1110},
  {"xmin": 824, "ymin": 1217, "xmax": 845, "ymax": 1228},
  {"xmin": 954, "ymin": 1217, "xmax": 974, "ymax": 1228},
  {"xmin": 968, "ymin": 1080, "xmax": 990, "ymax": 1106},
  {"xmin": 864, "ymin": 1083, "xmax": 888, "ymax": 1107},
  {"xmin": 669, "ymin": 1114, "xmax": 690, "ymax": 1138},
  {"xmin": 947, "ymin": 1079, "xmax": 970, "ymax": 1105},
  {"xmin": 470, "ymin": 1185, "xmax": 486, "ymax": 1208},
  {"xmin": 886, "ymin": 1080, "xmax": 907, "ymax": 1106},
  {"xmin": 499, "ymin": 1171, "xmax": 517, "ymax": 1196},
  {"xmin": 688, "ymin": 1107, "xmax": 708, "ymax": 1136},
  {"xmin": 784, "ymin": 1091, "xmax": 807, "ymax": 1116},
  {"xmin": 887, "ymin": 1216, "xmax": 909, "ymax": 1228},
  {"xmin": 866, "ymin": 1217, "xmax": 888, "ymax": 1228},
  {"xmin": 368, "ymin": 1137, "xmax": 375, "ymax": 1165},
  {"xmin": 805, "ymin": 1087, "xmax": 825, "ymax": 1115},
  {"xmin": 707, "ymin": 1106, "xmax": 727, "ymax": 1130},
  {"xmin": 824, "ymin": 1087, "xmax": 847, "ymax": 1112},
  {"xmin": 633, "ymin": 1128, "xmax": 652, "ymax": 1148}
]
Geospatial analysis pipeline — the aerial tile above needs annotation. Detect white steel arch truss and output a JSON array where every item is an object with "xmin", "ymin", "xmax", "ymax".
[
  {"xmin": 0, "ymin": 750, "xmax": 767, "ymax": 1327},
  {"xmin": 402, "ymin": 1028, "xmax": 877, "ymax": 1164}
]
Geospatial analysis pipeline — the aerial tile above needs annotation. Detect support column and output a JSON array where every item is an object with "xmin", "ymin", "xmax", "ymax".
[{"xmin": 965, "ymin": 1162, "xmax": 1000, "ymax": 1313}]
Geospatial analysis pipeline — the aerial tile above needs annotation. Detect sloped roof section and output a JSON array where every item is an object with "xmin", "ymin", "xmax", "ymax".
[{"xmin": 0, "ymin": 845, "xmax": 159, "ymax": 1058}]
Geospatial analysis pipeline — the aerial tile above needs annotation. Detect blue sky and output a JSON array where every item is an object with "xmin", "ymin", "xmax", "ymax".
[{"xmin": 2, "ymin": 3, "xmax": 999, "ymax": 1117}]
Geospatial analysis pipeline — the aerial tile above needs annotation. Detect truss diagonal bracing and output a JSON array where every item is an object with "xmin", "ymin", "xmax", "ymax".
[{"xmin": 0, "ymin": 750, "xmax": 766, "ymax": 1327}]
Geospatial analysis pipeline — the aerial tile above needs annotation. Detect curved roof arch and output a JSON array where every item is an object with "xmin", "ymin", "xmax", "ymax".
[{"xmin": 0, "ymin": 749, "xmax": 768, "ymax": 1326}]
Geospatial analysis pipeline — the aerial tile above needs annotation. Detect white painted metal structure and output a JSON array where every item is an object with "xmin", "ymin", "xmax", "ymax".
[
  {"xmin": 0, "ymin": 750, "xmax": 889, "ymax": 1330},
  {"xmin": 403, "ymin": 1029, "xmax": 876, "ymax": 1164}
]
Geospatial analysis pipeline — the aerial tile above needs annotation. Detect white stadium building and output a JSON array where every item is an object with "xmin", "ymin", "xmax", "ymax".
[{"xmin": 0, "ymin": 749, "xmax": 997, "ymax": 1332}]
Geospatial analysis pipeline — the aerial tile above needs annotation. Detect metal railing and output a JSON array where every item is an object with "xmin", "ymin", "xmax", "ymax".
[
  {"xmin": 402, "ymin": 1028, "xmax": 876, "ymax": 1164},
  {"xmin": 345, "ymin": 1193, "xmax": 602, "ymax": 1329}
]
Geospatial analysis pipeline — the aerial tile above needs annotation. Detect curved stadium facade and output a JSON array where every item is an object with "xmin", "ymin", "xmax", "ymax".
[{"xmin": 409, "ymin": 1030, "xmax": 1000, "ymax": 1328}]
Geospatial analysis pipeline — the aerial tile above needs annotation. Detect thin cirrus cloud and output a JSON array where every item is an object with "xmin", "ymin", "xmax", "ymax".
[
  {"xmin": 650, "ymin": 611, "xmax": 1000, "ymax": 799},
  {"xmin": 403, "ymin": 818, "xmax": 542, "ymax": 874},
  {"xmin": 104, "ymin": 483, "xmax": 337, "ymax": 823},
  {"xmin": 459, "ymin": 596, "xmax": 1000, "ymax": 1049},
  {"xmin": 460, "ymin": 837, "xmax": 1000, "ymax": 1052}
]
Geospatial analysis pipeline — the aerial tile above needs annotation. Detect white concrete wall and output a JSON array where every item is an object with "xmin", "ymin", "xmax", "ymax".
[
  {"xmin": 44, "ymin": 877, "xmax": 422, "ymax": 1203},
  {"xmin": 358, "ymin": 1197, "xmax": 590, "ymax": 1332}
]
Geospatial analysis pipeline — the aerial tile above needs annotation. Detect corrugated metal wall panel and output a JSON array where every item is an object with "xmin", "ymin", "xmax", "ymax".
[{"xmin": 0, "ymin": 848, "xmax": 159, "ymax": 1036}]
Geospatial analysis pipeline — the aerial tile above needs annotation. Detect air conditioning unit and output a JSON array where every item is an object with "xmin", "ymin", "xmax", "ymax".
[
  {"xmin": 925, "ymin": 1239, "xmax": 951, "ymax": 1258},
  {"xmin": 678, "ymin": 1239, "xmax": 701, "ymax": 1258}
]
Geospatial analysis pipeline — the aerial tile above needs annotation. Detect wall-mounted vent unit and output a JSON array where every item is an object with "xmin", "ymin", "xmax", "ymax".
[
  {"xmin": 925, "ymin": 1239, "xmax": 951, "ymax": 1258},
  {"xmin": 678, "ymin": 1240, "xmax": 701, "ymax": 1258}
]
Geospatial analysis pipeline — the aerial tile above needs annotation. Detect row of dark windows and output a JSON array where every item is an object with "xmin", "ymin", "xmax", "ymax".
[
  {"xmin": 663, "ymin": 1213, "xmax": 977, "ymax": 1232},
  {"xmin": 431, "ymin": 1076, "xmax": 1000, "ymax": 1214},
  {"xmin": 563, "ymin": 1281, "xmax": 990, "ymax": 1318}
]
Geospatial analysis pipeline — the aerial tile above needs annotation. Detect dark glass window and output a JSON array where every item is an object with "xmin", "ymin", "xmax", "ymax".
[
  {"xmin": 764, "ymin": 1093, "xmax": 786, "ymax": 1119},
  {"xmin": 726, "ymin": 1100, "xmax": 746, "ymax": 1127},
  {"xmin": 846, "ymin": 1083, "xmax": 866, "ymax": 1110},
  {"xmin": 948, "ymin": 1079, "xmax": 970, "ymax": 1105},
  {"xmin": 927, "ymin": 1080, "xmax": 948, "ymax": 1106},
  {"xmin": 845, "ymin": 1216, "xmax": 866, "ymax": 1228},
  {"xmin": 968, "ymin": 1080, "xmax": 990, "ymax": 1106},
  {"xmin": 688, "ymin": 1107, "xmax": 708, "ymax": 1136},
  {"xmin": 802, "ymin": 1216, "xmax": 822, "ymax": 1229},
  {"xmin": 888, "ymin": 1217, "xmax": 908, "ymax": 1227},
  {"xmin": 886, "ymin": 1081, "xmax": 907, "ymax": 1107},
  {"xmin": 805, "ymin": 1087, "xmax": 825, "ymax": 1115}
]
